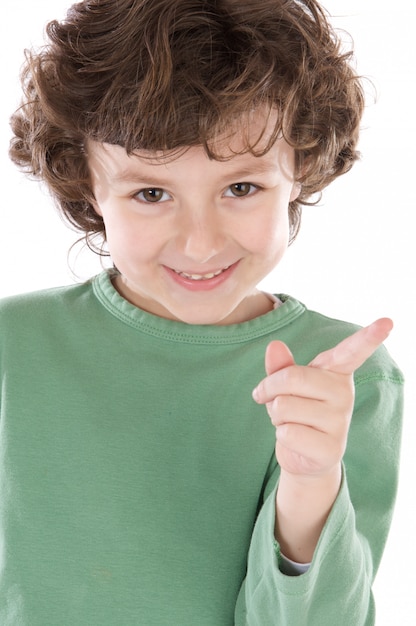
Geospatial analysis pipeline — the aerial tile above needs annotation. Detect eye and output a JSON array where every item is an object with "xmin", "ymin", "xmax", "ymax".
[
  {"xmin": 135, "ymin": 188, "xmax": 171, "ymax": 203},
  {"xmin": 224, "ymin": 183, "xmax": 258, "ymax": 198}
]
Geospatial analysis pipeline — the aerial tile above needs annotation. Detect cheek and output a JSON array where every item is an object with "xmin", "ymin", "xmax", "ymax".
[
  {"xmin": 99, "ymin": 212, "xmax": 128, "ymax": 250},
  {"xmin": 262, "ymin": 230, "xmax": 289, "ymax": 265},
  {"xmin": 243, "ymin": 210, "xmax": 290, "ymax": 257},
  {"xmin": 104, "ymin": 214, "xmax": 166, "ymax": 264}
]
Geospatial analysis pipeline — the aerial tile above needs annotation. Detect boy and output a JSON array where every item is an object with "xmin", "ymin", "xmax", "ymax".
[{"xmin": 1, "ymin": 0, "xmax": 403, "ymax": 624}]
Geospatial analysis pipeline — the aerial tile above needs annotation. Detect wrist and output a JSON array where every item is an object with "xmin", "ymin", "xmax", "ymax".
[
  {"xmin": 275, "ymin": 464, "xmax": 342, "ymax": 563},
  {"xmin": 279, "ymin": 464, "xmax": 342, "ymax": 491}
]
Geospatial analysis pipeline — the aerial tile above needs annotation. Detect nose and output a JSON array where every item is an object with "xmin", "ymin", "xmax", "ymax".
[{"xmin": 177, "ymin": 205, "xmax": 226, "ymax": 264}]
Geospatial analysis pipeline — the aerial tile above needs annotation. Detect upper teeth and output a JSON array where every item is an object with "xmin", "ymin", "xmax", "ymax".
[{"xmin": 175, "ymin": 266, "xmax": 229, "ymax": 281}]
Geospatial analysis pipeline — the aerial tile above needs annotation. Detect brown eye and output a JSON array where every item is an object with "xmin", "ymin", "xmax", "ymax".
[
  {"xmin": 137, "ymin": 188, "xmax": 168, "ymax": 203},
  {"xmin": 227, "ymin": 183, "xmax": 256, "ymax": 197}
]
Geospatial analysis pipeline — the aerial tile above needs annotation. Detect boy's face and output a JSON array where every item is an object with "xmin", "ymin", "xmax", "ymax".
[{"xmin": 87, "ymin": 112, "xmax": 299, "ymax": 325}]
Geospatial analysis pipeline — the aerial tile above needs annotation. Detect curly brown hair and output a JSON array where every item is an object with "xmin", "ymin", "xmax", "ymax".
[{"xmin": 9, "ymin": 0, "xmax": 364, "ymax": 250}]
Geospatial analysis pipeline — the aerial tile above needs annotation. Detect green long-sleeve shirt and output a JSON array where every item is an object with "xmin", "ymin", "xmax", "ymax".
[{"xmin": 0, "ymin": 271, "xmax": 403, "ymax": 625}]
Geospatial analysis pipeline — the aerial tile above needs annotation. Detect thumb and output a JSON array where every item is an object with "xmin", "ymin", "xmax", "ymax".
[{"xmin": 265, "ymin": 340, "xmax": 295, "ymax": 376}]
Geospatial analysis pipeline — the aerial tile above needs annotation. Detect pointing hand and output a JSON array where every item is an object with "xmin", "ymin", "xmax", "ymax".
[{"xmin": 252, "ymin": 319, "xmax": 393, "ymax": 477}]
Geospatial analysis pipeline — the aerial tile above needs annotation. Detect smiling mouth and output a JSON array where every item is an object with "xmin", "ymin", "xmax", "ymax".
[{"xmin": 172, "ymin": 265, "xmax": 232, "ymax": 281}]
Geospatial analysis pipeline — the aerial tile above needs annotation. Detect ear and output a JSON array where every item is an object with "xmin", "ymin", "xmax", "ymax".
[{"xmin": 289, "ymin": 181, "xmax": 302, "ymax": 203}]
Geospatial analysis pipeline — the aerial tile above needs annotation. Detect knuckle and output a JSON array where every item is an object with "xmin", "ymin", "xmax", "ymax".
[
  {"xmin": 267, "ymin": 396, "xmax": 281, "ymax": 426},
  {"xmin": 255, "ymin": 380, "xmax": 265, "ymax": 398},
  {"xmin": 271, "ymin": 395, "xmax": 286, "ymax": 419},
  {"xmin": 280, "ymin": 365, "xmax": 304, "ymax": 392}
]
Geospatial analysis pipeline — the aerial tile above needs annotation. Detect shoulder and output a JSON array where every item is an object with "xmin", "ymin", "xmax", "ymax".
[{"xmin": 0, "ymin": 277, "xmax": 97, "ymax": 336}]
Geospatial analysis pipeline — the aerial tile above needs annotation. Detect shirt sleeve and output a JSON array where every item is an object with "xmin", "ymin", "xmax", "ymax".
[{"xmin": 234, "ymin": 349, "xmax": 404, "ymax": 626}]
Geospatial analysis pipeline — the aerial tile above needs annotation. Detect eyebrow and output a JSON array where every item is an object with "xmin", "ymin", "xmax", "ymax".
[
  {"xmin": 112, "ymin": 159, "xmax": 279, "ymax": 186},
  {"xmin": 112, "ymin": 168, "xmax": 172, "ymax": 186},
  {"xmin": 222, "ymin": 162, "xmax": 278, "ymax": 180}
]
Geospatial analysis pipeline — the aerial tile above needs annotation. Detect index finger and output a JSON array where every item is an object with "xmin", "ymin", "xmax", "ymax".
[{"xmin": 309, "ymin": 318, "xmax": 393, "ymax": 375}]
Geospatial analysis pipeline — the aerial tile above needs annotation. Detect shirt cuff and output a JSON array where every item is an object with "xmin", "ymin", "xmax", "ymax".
[{"xmin": 275, "ymin": 543, "xmax": 311, "ymax": 576}]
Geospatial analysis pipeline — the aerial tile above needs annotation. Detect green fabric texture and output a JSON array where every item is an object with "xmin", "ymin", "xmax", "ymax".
[{"xmin": 0, "ymin": 271, "xmax": 403, "ymax": 625}]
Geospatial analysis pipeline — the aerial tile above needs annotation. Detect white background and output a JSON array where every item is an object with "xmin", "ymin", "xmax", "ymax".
[{"xmin": 1, "ymin": 1, "xmax": 415, "ymax": 623}]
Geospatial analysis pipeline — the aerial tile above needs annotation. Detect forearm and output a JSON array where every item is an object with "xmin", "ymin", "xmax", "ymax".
[
  {"xmin": 275, "ymin": 464, "xmax": 342, "ymax": 563},
  {"xmin": 240, "ymin": 355, "xmax": 402, "ymax": 625},
  {"xmin": 236, "ymin": 472, "xmax": 377, "ymax": 626}
]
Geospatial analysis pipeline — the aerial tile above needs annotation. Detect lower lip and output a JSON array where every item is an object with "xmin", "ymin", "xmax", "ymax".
[{"xmin": 164, "ymin": 262, "xmax": 238, "ymax": 291}]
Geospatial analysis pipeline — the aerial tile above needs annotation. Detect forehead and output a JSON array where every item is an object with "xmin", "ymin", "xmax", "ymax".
[
  {"xmin": 92, "ymin": 105, "xmax": 281, "ymax": 157},
  {"xmin": 86, "ymin": 107, "xmax": 295, "ymax": 179},
  {"xmin": 207, "ymin": 106, "xmax": 281, "ymax": 156},
  {"xmin": 87, "ymin": 136, "xmax": 295, "ymax": 187}
]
